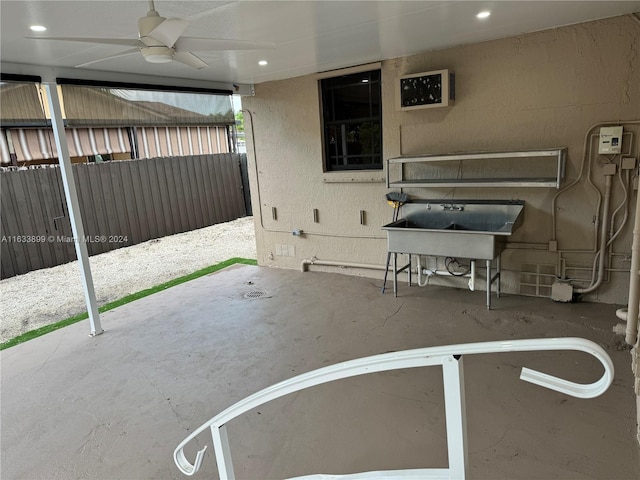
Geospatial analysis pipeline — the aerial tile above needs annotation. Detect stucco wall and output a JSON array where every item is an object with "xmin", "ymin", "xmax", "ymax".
[{"xmin": 244, "ymin": 14, "xmax": 639, "ymax": 305}]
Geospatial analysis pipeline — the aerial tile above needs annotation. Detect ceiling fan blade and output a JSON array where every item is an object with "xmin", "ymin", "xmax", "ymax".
[
  {"xmin": 26, "ymin": 36, "xmax": 142, "ymax": 47},
  {"xmin": 173, "ymin": 51, "xmax": 208, "ymax": 69},
  {"xmin": 75, "ymin": 48, "xmax": 141, "ymax": 68},
  {"xmin": 148, "ymin": 18, "xmax": 189, "ymax": 47},
  {"xmin": 175, "ymin": 37, "xmax": 276, "ymax": 52}
]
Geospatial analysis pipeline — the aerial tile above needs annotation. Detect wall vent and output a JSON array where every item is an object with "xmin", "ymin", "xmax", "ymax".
[{"xmin": 519, "ymin": 263, "xmax": 556, "ymax": 297}]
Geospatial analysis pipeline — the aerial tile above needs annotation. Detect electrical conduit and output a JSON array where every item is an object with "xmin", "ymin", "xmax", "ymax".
[{"xmin": 575, "ymin": 174, "xmax": 613, "ymax": 295}]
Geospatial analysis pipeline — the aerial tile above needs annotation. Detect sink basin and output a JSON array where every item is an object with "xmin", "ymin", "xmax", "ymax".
[
  {"xmin": 442, "ymin": 223, "xmax": 472, "ymax": 231},
  {"xmin": 382, "ymin": 200, "xmax": 525, "ymax": 260}
]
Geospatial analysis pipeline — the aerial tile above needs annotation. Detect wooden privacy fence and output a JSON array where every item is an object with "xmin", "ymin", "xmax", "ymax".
[{"xmin": 1, "ymin": 153, "xmax": 249, "ymax": 279}]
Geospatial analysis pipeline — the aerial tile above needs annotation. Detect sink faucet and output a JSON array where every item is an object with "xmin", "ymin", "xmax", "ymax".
[{"xmin": 441, "ymin": 203, "xmax": 464, "ymax": 211}]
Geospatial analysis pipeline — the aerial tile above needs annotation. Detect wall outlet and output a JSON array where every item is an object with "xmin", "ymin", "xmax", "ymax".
[
  {"xmin": 275, "ymin": 244, "xmax": 296, "ymax": 257},
  {"xmin": 549, "ymin": 240, "xmax": 558, "ymax": 252}
]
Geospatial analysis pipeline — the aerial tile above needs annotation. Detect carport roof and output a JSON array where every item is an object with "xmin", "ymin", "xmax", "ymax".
[{"xmin": 1, "ymin": 1, "xmax": 639, "ymax": 90}]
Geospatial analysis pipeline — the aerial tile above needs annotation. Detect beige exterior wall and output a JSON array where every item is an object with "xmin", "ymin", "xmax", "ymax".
[
  {"xmin": 244, "ymin": 14, "xmax": 640, "ymax": 442},
  {"xmin": 245, "ymin": 15, "xmax": 639, "ymax": 301}
]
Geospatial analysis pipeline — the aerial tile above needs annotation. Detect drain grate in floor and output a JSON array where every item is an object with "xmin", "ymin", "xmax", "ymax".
[{"xmin": 244, "ymin": 290, "xmax": 268, "ymax": 299}]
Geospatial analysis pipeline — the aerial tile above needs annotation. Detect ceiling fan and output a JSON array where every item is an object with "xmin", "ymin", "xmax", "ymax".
[{"xmin": 27, "ymin": 0, "xmax": 275, "ymax": 69}]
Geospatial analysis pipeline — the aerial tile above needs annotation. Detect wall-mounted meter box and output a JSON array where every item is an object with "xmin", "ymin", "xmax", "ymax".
[{"xmin": 599, "ymin": 126, "xmax": 623, "ymax": 154}]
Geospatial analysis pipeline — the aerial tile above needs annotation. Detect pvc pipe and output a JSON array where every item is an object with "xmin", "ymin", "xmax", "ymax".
[
  {"xmin": 575, "ymin": 174, "xmax": 613, "ymax": 294},
  {"xmin": 431, "ymin": 270, "xmax": 471, "ymax": 277},
  {"xmin": 469, "ymin": 260, "xmax": 476, "ymax": 291},
  {"xmin": 300, "ymin": 258, "xmax": 387, "ymax": 273},
  {"xmin": 416, "ymin": 256, "xmax": 432, "ymax": 286},
  {"xmin": 613, "ymin": 323, "xmax": 627, "ymax": 335},
  {"xmin": 415, "ymin": 256, "xmax": 475, "ymax": 289},
  {"xmin": 622, "ymin": 186, "xmax": 640, "ymax": 345}
]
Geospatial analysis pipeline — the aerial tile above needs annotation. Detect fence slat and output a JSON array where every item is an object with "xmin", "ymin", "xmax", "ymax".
[
  {"xmin": 195, "ymin": 156, "xmax": 213, "ymax": 226},
  {"xmin": 0, "ymin": 153, "xmax": 247, "ymax": 278}
]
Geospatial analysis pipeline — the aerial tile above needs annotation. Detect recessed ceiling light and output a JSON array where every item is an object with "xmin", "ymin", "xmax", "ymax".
[
  {"xmin": 476, "ymin": 11, "xmax": 491, "ymax": 19},
  {"xmin": 30, "ymin": 25, "xmax": 47, "ymax": 32},
  {"xmin": 258, "ymin": 60, "xmax": 268, "ymax": 66}
]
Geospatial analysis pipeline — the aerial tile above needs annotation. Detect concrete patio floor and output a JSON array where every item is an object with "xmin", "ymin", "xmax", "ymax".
[{"xmin": 1, "ymin": 264, "xmax": 639, "ymax": 480}]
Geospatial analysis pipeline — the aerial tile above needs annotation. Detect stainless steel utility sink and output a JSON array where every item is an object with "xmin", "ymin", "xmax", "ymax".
[
  {"xmin": 381, "ymin": 199, "xmax": 525, "ymax": 307},
  {"xmin": 382, "ymin": 200, "xmax": 525, "ymax": 260}
]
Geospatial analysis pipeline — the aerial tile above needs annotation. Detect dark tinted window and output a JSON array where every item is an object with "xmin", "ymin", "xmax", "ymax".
[{"xmin": 320, "ymin": 70, "xmax": 382, "ymax": 171}]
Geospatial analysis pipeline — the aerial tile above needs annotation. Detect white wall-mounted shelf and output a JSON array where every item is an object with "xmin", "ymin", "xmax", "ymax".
[{"xmin": 386, "ymin": 148, "xmax": 567, "ymax": 189}]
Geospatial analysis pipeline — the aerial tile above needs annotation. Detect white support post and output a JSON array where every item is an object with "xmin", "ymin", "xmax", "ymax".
[
  {"xmin": 211, "ymin": 424, "xmax": 235, "ymax": 480},
  {"xmin": 44, "ymin": 83, "xmax": 103, "ymax": 337},
  {"xmin": 442, "ymin": 355, "xmax": 468, "ymax": 479}
]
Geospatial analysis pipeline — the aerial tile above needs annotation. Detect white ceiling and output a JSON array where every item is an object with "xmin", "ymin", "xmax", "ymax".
[{"xmin": 1, "ymin": 1, "xmax": 639, "ymax": 90}]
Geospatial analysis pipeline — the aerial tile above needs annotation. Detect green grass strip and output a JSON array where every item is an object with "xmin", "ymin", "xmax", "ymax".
[{"xmin": 0, "ymin": 257, "xmax": 257, "ymax": 351}]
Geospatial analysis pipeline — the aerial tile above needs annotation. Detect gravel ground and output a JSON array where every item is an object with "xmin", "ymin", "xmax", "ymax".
[{"xmin": 0, "ymin": 216, "xmax": 257, "ymax": 343}]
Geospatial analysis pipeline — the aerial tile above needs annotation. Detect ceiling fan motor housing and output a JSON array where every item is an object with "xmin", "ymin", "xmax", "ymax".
[{"xmin": 138, "ymin": 9, "xmax": 174, "ymax": 63}]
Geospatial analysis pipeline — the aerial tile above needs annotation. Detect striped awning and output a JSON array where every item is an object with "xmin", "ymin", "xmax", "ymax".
[
  {"xmin": 1, "ymin": 125, "xmax": 229, "ymax": 164},
  {"xmin": 2, "ymin": 127, "xmax": 130, "ymax": 164},
  {"xmin": 135, "ymin": 126, "xmax": 229, "ymax": 159}
]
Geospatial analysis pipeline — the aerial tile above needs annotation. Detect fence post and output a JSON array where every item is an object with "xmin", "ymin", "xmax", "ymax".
[{"xmin": 239, "ymin": 154, "xmax": 252, "ymax": 216}]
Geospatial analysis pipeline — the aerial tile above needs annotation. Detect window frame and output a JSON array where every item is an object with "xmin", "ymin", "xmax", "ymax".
[{"xmin": 319, "ymin": 65, "xmax": 383, "ymax": 173}]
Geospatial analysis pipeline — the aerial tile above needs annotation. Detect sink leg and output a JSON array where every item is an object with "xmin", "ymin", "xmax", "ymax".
[
  {"xmin": 486, "ymin": 259, "xmax": 491, "ymax": 310},
  {"xmin": 393, "ymin": 253, "xmax": 398, "ymax": 297},
  {"xmin": 408, "ymin": 254, "xmax": 412, "ymax": 287},
  {"xmin": 496, "ymin": 255, "xmax": 501, "ymax": 298}
]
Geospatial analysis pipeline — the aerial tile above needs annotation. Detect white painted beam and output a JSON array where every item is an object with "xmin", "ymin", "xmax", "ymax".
[
  {"xmin": 44, "ymin": 83, "xmax": 103, "ymax": 337},
  {"xmin": 2, "ymin": 62, "xmax": 253, "ymax": 96}
]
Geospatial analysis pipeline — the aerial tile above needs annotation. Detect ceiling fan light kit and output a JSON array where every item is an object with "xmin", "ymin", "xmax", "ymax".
[{"xmin": 142, "ymin": 46, "xmax": 174, "ymax": 64}]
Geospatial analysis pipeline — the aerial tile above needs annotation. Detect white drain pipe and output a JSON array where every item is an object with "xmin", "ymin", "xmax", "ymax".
[
  {"xmin": 416, "ymin": 256, "xmax": 475, "ymax": 291},
  {"xmin": 615, "ymin": 187, "xmax": 640, "ymax": 346},
  {"xmin": 300, "ymin": 258, "xmax": 387, "ymax": 272}
]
